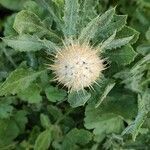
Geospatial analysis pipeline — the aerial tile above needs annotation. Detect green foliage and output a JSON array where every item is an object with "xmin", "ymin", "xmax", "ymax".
[
  {"xmin": 63, "ymin": 0, "xmax": 79, "ymax": 37},
  {"xmin": 0, "ymin": 0, "xmax": 149, "ymax": 149},
  {"xmin": 68, "ymin": 90, "xmax": 91, "ymax": 108},
  {"xmin": 18, "ymin": 83, "xmax": 42, "ymax": 103},
  {"xmin": 34, "ymin": 128, "xmax": 52, "ymax": 150},
  {"xmin": 122, "ymin": 89, "xmax": 150, "ymax": 141},
  {"xmin": 62, "ymin": 128, "xmax": 92, "ymax": 150},
  {"xmin": 105, "ymin": 45, "xmax": 138, "ymax": 66},
  {"xmin": 45, "ymin": 86, "xmax": 67, "ymax": 102},
  {"xmin": 0, "ymin": 0, "xmax": 27, "ymax": 10},
  {"xmin": 0, "ymin": 66, "xmax": 44, "ymax": 96},
  {"xmin": 0, "ymin": 97, "xmax": 13, "ymax": 119},
  {"xmin": 3, "ymin": 34, "xmax": 44, "ymax": 52},
  {"xmin": 79, "ymin": 7, "xmax": 115, "ymax": 43}
]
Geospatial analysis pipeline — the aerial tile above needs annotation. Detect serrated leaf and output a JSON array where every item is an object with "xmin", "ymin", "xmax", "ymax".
[
  {"xmin": 45, "ymin": 86, "xmax": 67, "ymax": 102},
  {"xmin": 104, "ymin": 35, "xmax": 134, "ymax": 50},
  {"xmin": 79, "ymin": 0, "xmax": 98, "ymax": 27},
  {"xmin": 100, "ymin": 31, "xmax": 116, "ymax": 50},
  {"xmin": 62, "ymin": 128, "xmax": 92, "ymax": 150},
  {"xmin": 34, "ymin": 128, "xmax": 52, "ymax": 150},
  {"xmin": 13, "ymin": 10, "xmax": 57, "ymax": 38},
  {"xmin": 114, "ymin": 69, "xmax": 144, "ymax": 93},
  {"xmin": 116, "ymin": 26, "xmax": 140, "ymax": 44},
  {"xmin": 3, "ymin": 34, "xmax": 44, "ymax": 52},
  {"xmin": 39, "ymin": 38, "xmax": 59, "ymax": 53},
  {"xmin": 18, "ymin": 83, "xmax": 42, "ymax": 103},
  {"xmin": 95, "ymin": 15, "xmax": 127, "ymax": 42},
  {"xmin": 122, "ymin": 90, "xmax": 150, "ymax": 141},
  {"xmin": 63, "ymin": 0, "xmax": 79, "ymax": 37},
  {"xmin": 95, "ymin": 82, "xmax": 116, "ymax": 108},
  {"xmin": 0, "ymin": 67, "xmax": 44, "ymax": 96},
  {"xmin": 68, "ymin": 90, "xmax": 91, "ymax": 108},
  {"xmin": 78, "ymin": 7, "xmax": 115, "ymax": 43},
  {"xmin": 39, "ymin": 0, "xmax": 63, "ymax": 30},
  {"xmin": 105, "ymin": 45, "xmax": 137, "ymax": 66}
]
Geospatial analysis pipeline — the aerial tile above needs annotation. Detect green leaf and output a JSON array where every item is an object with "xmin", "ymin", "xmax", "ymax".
[
  {"xmin": 45, "ymin": 86, "xmax": 67, "ymax": 102},
  {"xmin": 105, "ymin": 45, "xmax": 137, "ymax": 66},
  {"xmin": 114, "ymin": 54, "xmax": 150, "ymax": 92},
  {"xmin": 34, "ymin": 128, "xmax": 52, "ymax": 150},
  {"xmin": 13, "ymin": 10, "xmax": 43, "ymax": 34},
  {"xmin": 39, "ymin": 0, "xmax": 63, "ymax": 30},
  {"xmin": 47, "ymin": 105, "xmax": 63, "ymax": 122},
  {"xmin": 78, "ymin": 7, "xmax": 115, "ymax": 43},
  {"xmin": 85, "ymin": 86, "xmax": 137, "ymax": 141},
  {"xmin": 3, "ymin": 14, "xmax": 17, "ymax": 36},
  {"xmin": 114, "ymin": 69, "xmax": 144, "ymax": 93},
  {"xmin": 0, "ymin": 67, "xmax": 44, "ymax": 96},
  {"xmin": 116, "ymin": 26, "xmax": 140, "ymax": 44},
  {"xmin": 63, "ymin": 0, "xmax": 79, "ymax": 37},
  {"xmin": 13, "ymin": 10, "xmax": 57, "ymax": 38},
  {"xmin": 68, "ymin": 90, "xmax": 91, "ymax": 108},
  {"xmin": 95, "ymin": 15, "xmax": 127, "ymax": 42},
  {"xmin": 0, "ymin": 98, "xmax": 13, "ymax": 119},
  {"xmin": 84, "ymin": 109, "xmax": 124, "ymax": 142},
  {"xmin": 23, "ymin": 0, "xmax": 44, "ymax": 18},
  {"xmin": 0, "ymin": 0, "xmax": 27, "ymax": 10},
  {"xmin": 0, "ymin": 110, "xmax": 27, "ymax": 147},
  {"xmin": 18, "ymin": 83, "xmax": 42, "ymax": 104},
  {"xmin": 100, "ymin": 31, "xmax": 116, "ymax": 50},
  {"xmin": 104, "ymin": 35, "xmax": 134, "ymax": 50},
  {"xmin": 3, "ymin": 34, "xmax": 44, "ymax": 52},
  {"xmin": 137, "ymin": 43, "xmax": 150, "ymax": 56},
  {"xmin": 0, "ymin": 119, "xmax": 20, "ymax": 147},
  {"xmin": 39, "ymin": 38, "xmax": 60, "ymax": 53},
  {"xmin": 122, "ymin": 90, "xmax": 150, "ymax": 141},
  {"xmin": 79, "ymin": 0, "xmax": 98, "ymax": 27},
  {"xmin": 14, "ymin": 110, "xmax": 28, "ymax": 132},
  {"xmin": 40, "ymin": 114, "xmax": 51, "ymax": 129},
  {"xmin": 95, "ymin": 82, "xmax": 116, "ymax": 108},
  {"xmin": 62, "ymin": 128, "xmax": 92, "ymax": 150}
]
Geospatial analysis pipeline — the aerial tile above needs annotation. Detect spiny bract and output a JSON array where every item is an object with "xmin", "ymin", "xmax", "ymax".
[{"xmin": 50, "ymin": 42, "xmax": 104, "ymax": 91}]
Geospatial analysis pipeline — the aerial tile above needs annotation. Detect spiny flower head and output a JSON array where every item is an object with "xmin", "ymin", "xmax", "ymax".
[{"xmin": 50, "ymin": 42, "xmax": 104, "ymax": 91}]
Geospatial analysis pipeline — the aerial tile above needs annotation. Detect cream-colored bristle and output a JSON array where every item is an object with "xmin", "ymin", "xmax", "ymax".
[{"xmin": 50, "ymin": 42, "xmax": 104, "ymax": 91}]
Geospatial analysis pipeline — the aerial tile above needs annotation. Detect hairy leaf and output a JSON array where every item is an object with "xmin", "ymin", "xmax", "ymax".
[
  {"xmin": 68, "ymin": 90, "xmax": 91, "ymax": 108},
  {"xmin": 3, "ymin": 34, "xmax": 44, "ymax": 52},
  {"xmin": 78, "ymin": 7, "xmax": 115, "ymax": 43},
  {"xmin": 0, "ymin": 67, "xmax": 44, "ymax": 96},
  {"xmin": 63, "ymin": 0, "xmax": 79, "ymax": 37}
]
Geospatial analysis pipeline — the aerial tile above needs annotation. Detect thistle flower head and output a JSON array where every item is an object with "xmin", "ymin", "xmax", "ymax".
[{"xmin": 50, "ymin": 42, "xmax": 104, "ymax": 91}]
